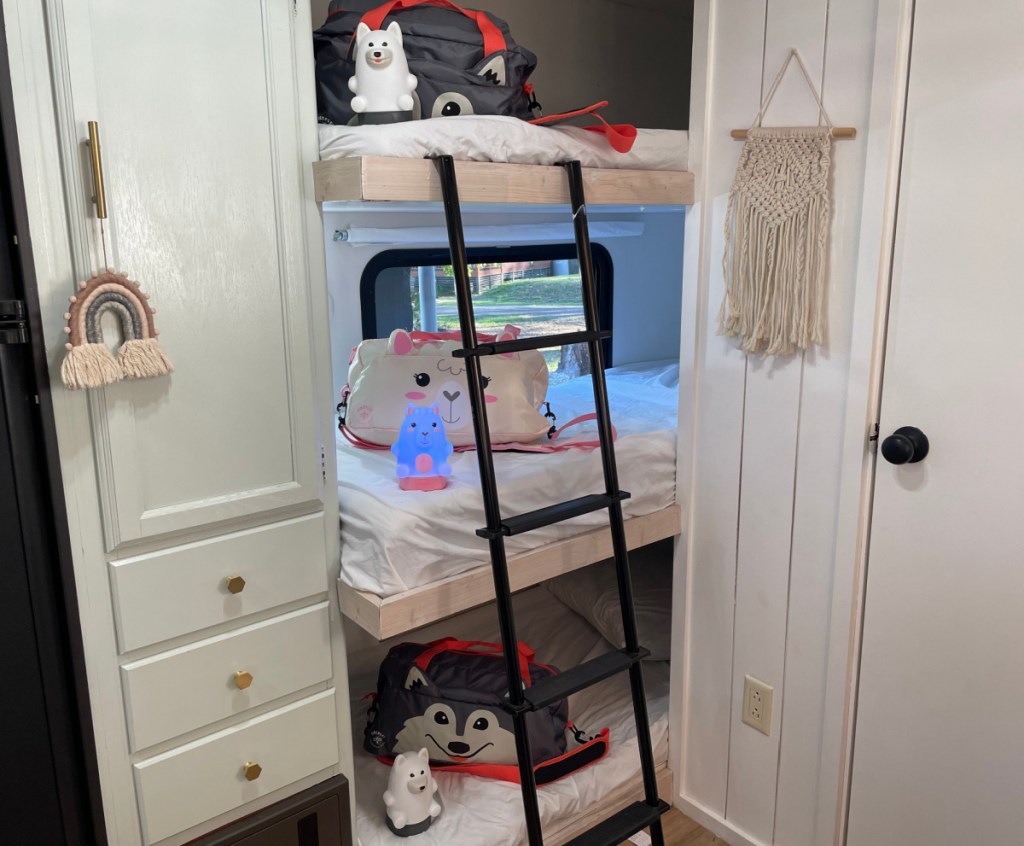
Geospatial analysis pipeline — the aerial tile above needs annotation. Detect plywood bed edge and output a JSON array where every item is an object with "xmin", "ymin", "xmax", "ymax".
[
  {"xmin": 338, "ymin": 503, "xmax": 682, "ymax": 640},
  {"xmin": 313, "ymin": 157, "xmax": 695, "ymax": 206}
]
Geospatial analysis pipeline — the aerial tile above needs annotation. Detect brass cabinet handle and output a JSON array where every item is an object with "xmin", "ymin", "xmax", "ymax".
[
  {"xmin": 234, "ymin": 670, "xmax": 254, "ymax": 690},
  {"xmin": 87, "ymin": 121, "xmax": 108, "ymax": 220},
  {"xmin": 225, "ymin": 575, "xmax": 246, "ymax": 595},
  {"xmin": 242, "ymin": 762, "xmax": 262, "ymax": 782}
]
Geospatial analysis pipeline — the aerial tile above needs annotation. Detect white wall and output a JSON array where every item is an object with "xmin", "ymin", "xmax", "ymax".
[
  {"xmin": 675, "ymin": 2, "xmax": 884, "ymax": 845},
  {"xmin": 309, "ymin": 0, "xmax": 693, "ymax": 129}
]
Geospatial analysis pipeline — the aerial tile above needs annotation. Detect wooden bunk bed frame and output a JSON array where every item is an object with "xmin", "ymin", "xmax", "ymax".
[
  {"xmin": 314, "ymin": 155, "xmax": 695, "ymax": 206},
  {"xmin": 339, "ymin": 504, "xmax": 682, "ymax": 640},
  {"xmin": 322, "ymin": 154, "xmax": 690, "ymax": 642}
]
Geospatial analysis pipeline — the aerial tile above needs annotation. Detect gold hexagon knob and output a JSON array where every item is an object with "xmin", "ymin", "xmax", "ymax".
[
  {"xmin": 243, "ymin": 761, "xmax": 262, "ymax": 782},
  {"xmin": 234, "ymin": 670, "xmax": 254, "ymax": 690},
  {"xmin": 225, "ymin": 575, "xmax": 246, "ymax": 595}
]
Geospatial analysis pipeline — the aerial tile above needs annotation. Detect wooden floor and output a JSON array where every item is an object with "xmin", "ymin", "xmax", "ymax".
[{"xmin": 620, "ymin": 810, "xmax": 728, "ymax": 845}]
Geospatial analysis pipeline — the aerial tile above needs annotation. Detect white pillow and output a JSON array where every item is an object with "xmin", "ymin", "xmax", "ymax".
[{"xmin": 545, "ymin": 540, "xmax": 674, "ymax": 661}]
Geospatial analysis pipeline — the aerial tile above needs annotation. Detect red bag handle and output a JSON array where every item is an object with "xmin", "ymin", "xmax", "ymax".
[
  {"xmin": 359, "ymin": 0, "xmax": 507, "ymax": 57},
  {"xmin": 414, "ymin": 637, "xmax": 535, "ymax": 686},
  {"xmin": 529, "ymin": 101, "xmax": 638, "ymax": 155}
]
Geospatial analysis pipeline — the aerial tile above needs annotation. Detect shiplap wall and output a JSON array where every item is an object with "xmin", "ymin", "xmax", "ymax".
[
  {"xmin": 309, "ymin": 0, "xmax": 693, "ymax": 129},
  {"xmin": 676, "ymin": 2, "xmax": 881, "ymax": 844}
]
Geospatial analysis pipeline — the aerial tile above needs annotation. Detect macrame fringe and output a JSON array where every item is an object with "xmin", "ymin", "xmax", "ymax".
[
  {"xmin": 60, "ymin": 343, "xmax": 122, "ymax": 390},
  {"xmin": 118, "ymin": 338, "xmax": 174, "ymax": 380},
  {"xmin": 720, "ymin": 127, "xmax": 832, "ymax": 356}
]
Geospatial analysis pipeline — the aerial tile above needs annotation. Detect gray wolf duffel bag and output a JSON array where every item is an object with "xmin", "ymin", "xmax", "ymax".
[
  {"xmin": 314, "ymin": 0, "xmax": 541, "ymax": 126},
  {"xmin": 364, "ymin": 637, "xmax": 610, "ymax": 784}
]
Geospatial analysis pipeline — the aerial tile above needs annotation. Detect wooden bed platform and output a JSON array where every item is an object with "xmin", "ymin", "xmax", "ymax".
[
  {"xmin": 314, "ymin": 156, "xmax": 694, "ymax": 206},
  {"xmin": 338, "ymin": 504, "xmax": 682, "ymax": 640}
]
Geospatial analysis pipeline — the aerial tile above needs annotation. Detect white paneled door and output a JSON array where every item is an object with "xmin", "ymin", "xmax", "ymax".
[
  {"xmin": 62, "ymin": 0, "xmax": 326, "ymax": 548},
  {"xmin": 846, "ymin": 2, "xmax": 1024, "ymax": 843}
]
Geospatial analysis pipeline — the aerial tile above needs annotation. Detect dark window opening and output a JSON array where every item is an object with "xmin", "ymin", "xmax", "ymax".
[{"xmin": 360, "ymin": 244, "xmax": 613, "ymax": 385}]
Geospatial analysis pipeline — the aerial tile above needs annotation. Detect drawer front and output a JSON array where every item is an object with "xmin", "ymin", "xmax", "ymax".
[
  {"xmin": 122, "ymin": 604, "xmax": 332, "ymax": 751},
  {"xmin": 110, "ymin": 514, "xmax": 327, "ymax": 652},
  {"xmin": 134, "ymin": 690, "xmax": 339, "ymax": 844}
]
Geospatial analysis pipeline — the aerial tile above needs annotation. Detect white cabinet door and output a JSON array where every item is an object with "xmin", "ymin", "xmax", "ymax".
[
  {"xmin": 61, "ymin": 0, "xmax": 326, "ymax": 548},
  {"xmin": 846, "ymin": 2, "xmax": 1024, "ymax": 843}
]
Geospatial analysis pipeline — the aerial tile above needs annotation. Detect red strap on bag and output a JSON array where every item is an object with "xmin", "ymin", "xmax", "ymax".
[
  {"xmin": 413, "ymin": 637, "xmax": 536, "ymax": 687},
  {"xmin": 358, "ymin": 0, "xmax": 507, "ymax": 57},
  {"xmin": 529, "ymin": 101, "xmax": 638, "ymax": 155}
]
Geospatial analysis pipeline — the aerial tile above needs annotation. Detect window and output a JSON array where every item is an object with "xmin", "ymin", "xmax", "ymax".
[{"xmin": 360, "ymin": 244, "xmax": 613, "ymax": 384}]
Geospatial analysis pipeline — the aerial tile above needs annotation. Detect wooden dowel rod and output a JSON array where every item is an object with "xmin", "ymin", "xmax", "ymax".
[{"xmin": 731, "ymin": 127, "xmax": 857, "ymax": 139}]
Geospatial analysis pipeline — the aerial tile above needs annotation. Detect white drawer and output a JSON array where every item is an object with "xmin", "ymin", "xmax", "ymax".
[
  {"xmin": 110, "ymin": 514, "xmax": 327, "ymax": 652},
  {"xmin": 134, "ymin": 690, "xmax": 339, "ymax": 844},
  {"xmin": 121, "ymin": 603, "xmax": 332, "ymax": 751}
]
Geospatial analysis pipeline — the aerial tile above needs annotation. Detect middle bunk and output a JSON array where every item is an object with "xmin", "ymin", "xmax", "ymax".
[{"xmin": 319, "ymin": 119, "xmax": 691, "ymax": 640}]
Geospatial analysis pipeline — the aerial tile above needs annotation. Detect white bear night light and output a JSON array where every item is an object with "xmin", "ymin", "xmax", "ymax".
[
  {"xmin": 383, "ymin": 748, "xmax": 442, "ymax": 837},
  {"xmin": 348, "ymin": 21, "xmax": 418, "ymax": 124}
]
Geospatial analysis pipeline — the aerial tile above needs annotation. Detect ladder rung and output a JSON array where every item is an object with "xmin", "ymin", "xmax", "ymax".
[
  {"xmin": 476, "ymin": 491, "xmax": 630, "ymax": 539},
  {"xmin": 523, "ymin": 648, "xmax": 648, "ymax": 711},
  {"xmin": 563, "ymin": 801, "xmax": 670, "ymax": 846},
  {"xmin": 453, "ymin": 330, "xmax": 611, "ymax": 358}
]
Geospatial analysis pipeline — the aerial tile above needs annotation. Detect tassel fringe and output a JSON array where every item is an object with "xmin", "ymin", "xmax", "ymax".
[
  {"xmin": 118, "ymin": 338, "xmax": 174, "ymax": 380},
  {"xmin": 61, "ymin": 343, "xmax": 123, "ymax": 390}
]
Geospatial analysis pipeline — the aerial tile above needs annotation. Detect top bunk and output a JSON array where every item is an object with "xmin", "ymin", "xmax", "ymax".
[{"xmin": 313, "ymin": 116, "xmax": 694, "ymax": 207}]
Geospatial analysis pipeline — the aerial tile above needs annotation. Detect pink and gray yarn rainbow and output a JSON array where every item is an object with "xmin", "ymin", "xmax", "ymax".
[{"xmin": 60, "ymin": 270, "xmax": 173, "ymax": 390}]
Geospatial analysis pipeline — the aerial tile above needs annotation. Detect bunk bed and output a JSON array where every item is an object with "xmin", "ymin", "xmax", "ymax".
[
  {"xmin": 336, "ymin": 359, "xmax": 683, "ymax": 639},
  {"xmin": 318, "ymin": 115, "xmax": 691, "ymax": 640},
  {"xmin": 347, "ymin": 586, "xmax": 674, "ymax": 846},
  {"xmin": 316, "ymin": 117, "xmax": 691, "ymax": 844}
]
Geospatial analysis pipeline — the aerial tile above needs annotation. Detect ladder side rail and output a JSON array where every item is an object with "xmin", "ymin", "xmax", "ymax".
[
  {"xmin": 433, "ymin": 155, "xmax": 545, "ymax": 846},
  {"xmin": 565, "ymin": 161, "xmax": 666, "ymax": 840}
]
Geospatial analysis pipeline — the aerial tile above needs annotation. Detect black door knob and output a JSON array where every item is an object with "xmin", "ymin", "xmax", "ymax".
[{"xmin": 881, "ymin": 426, "xmax": 930, "ymax": 465}]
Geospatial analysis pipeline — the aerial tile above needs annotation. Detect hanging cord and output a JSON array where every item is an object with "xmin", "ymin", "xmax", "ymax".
[{"xmin": 750, "ymin": 48, "xmax": 833, "ymax": 131}]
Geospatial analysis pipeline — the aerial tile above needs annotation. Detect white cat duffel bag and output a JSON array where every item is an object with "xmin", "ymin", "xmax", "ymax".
[{"xmin": 340, "ymin": 327, "xmax": 551, "ymax": 448}]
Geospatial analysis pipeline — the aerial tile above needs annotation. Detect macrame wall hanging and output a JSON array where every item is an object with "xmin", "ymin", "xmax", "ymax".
[
  {"xmin": 720, "ymin": 49, "xmax": 852, "ymax": 357},
  {"xmin": 61, "ymin": 269, "xmax": 173, "ymax": 390}
]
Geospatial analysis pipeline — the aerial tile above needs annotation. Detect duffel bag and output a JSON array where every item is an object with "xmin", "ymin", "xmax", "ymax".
[
  {"xmin": 315, "ymin": 0, "xmax": 540, "ymax": 126},
  {"xmin": 340, "ymin": 327, "xmax": 551, "ymax": 448},
  {"xmin": 364, "ymin": 637, "xmax": 610, "ymax": 784}
]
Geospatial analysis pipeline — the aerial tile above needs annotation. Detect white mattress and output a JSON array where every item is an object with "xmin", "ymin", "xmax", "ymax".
[
  {"xmin": 349, "ymin": 587, "xmax": 671, "ymax": 846},
  {"xmin": 337, "ymin": 360, "xmax": 680, "ymax": 597},
  {"xmin": 319, "ymin": 116, "xmax": 688, "ymax": 172}
]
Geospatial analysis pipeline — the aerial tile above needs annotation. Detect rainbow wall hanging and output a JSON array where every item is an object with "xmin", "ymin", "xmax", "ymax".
[{"xmin": 60, "ymin": 270, "xmax": 173, "ymax": 390}]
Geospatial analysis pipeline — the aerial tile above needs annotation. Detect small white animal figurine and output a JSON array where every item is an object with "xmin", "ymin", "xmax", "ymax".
[
  {"xmin": 349, "ymin": 21, "xmax": 418, "ymax": 121},
  {"xmin": 383, "ymin": 748, "xmax": 441, "ymax": 837}
]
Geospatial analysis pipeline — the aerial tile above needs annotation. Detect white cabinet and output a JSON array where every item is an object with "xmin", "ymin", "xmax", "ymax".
[{"xmin": 4, "ymin": 0, "xmax": 345, "ymax": 843}]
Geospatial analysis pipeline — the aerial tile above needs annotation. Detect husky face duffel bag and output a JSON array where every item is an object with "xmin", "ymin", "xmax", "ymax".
[
  {"xmin": 364, "ymin": 637, "xmax": 610, "ymax": 784},
  {"xmin": 314, "ymin": 0, "xmax": 540, "ymax": 126}
]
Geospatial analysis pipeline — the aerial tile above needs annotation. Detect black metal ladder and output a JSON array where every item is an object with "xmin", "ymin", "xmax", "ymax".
[{"xmin": 434, "ymin": 155, "xmax": 669, "ymax": 846}]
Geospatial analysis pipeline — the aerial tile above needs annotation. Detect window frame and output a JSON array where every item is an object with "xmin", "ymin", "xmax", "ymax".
[{"xmin": 359, "ymin": 243, "xmax": 614, "ymax": 366}]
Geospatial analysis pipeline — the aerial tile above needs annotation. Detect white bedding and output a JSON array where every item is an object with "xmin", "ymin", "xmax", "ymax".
[
  {"xmin": 319, "ymin": 116, "xmax": 688, "ymax": 172},
  {"xmin": 337, "ymin": 361, "xmax": 680, "ymax": 598},
  {"xmin": 349, "ymin": 587, "xmax": 671, "ymax": 846}
]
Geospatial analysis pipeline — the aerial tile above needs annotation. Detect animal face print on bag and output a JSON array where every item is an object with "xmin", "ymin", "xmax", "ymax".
[
  {"xmin": 394, "ymin": 701, "xmax": 517, "ymax": 766},
  {"xmin": 390, "ymin": 329, "xmax": 513, "ymax": 437}
]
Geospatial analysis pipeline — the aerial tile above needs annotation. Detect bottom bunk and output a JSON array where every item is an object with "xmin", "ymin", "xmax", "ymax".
[{"xmin": 346, "ymin": 566, "xmax": 674, "ymax": 846}]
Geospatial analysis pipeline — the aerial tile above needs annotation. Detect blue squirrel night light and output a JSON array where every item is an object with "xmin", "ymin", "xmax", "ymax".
[{"xmin": 391, "ymin": 404, "xmax": 454, "ymax": 492}]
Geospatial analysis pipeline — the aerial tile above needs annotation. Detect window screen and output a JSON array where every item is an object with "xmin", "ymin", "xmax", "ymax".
[{"xmin": 360, "ymin": 244, "xmax": 613, "ymax": 384}]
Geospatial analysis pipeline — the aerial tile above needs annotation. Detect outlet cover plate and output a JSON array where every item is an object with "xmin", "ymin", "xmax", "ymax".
[{"xmin": 742, "ymin": 674, "xmax": 773, "ymax": 735}]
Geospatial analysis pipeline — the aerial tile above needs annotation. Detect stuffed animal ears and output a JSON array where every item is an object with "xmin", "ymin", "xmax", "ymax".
[
  {"xmin": 60, "ymin": 270, "xmax": 173, "ymax": 390},
  {"xmin": 417, "ymin": 747, "xmax": 429, "ymax": 762},
  {"xmin": 356, "ymin": 22, "xmax": 371, "ymax": 41},
  {"xmin": 394, "ymin": 753, "xmax": 407, "ymax": 767},
  {"xmin": 386, "ymin": 20, "xmax": 404, "ymax": 44},
  {"xmin": 389, "ymin": 328, "xmax": 414, "ymax": 356}
]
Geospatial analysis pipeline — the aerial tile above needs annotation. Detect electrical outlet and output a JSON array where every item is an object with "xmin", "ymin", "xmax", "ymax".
[{"xmin": 742, "ymin": 675, "xmax": 773, "ymax": 735}]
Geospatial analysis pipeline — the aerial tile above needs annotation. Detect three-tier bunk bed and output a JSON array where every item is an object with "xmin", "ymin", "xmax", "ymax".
[{"xmin": 315, "ymin": 117, "xmax": 693, "ymax": 846}]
